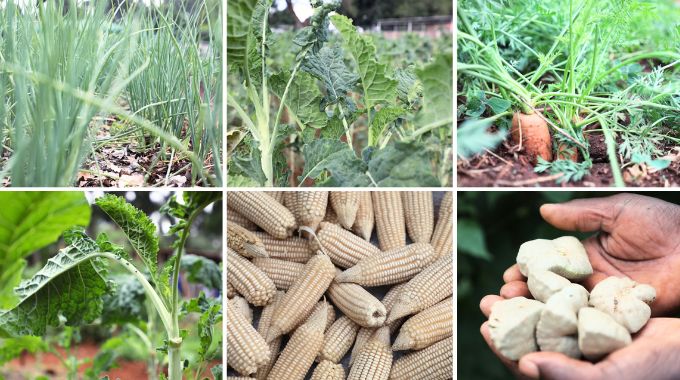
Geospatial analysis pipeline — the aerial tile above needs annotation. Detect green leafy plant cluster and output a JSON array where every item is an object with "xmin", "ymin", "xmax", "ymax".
[
  {"xmin": 0, "ymin": 0, "xmax": 222, "ymax": 187},
  {"xmin": 0, "ymin": 192, "xmax": 222, "ymax": 380},
  {"xmin": 227, "ymin": 0, "xmax": 453, "ymax": 187}
]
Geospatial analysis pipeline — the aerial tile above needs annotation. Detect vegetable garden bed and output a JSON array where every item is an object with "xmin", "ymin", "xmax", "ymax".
[{"xmin": 457, "ymin": 0, "xmax": 680, "ymax": 187}]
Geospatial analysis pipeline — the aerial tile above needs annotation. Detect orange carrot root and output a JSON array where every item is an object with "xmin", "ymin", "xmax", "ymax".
[{"xmin": 511, "ymin": 112, "xmax": 552, "ymax": 164}]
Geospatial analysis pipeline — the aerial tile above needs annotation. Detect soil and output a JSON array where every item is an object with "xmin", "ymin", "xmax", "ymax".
[
  {"xmin": 2, "ymin": 341, "xmax": 220, "ymax": 380},
  {"xmin": 458, "ymin": 132, "xmax": 680, "ymax": 187}
]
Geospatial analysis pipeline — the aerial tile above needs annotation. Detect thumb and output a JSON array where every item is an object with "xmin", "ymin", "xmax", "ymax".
[
  {"xmin": 540, "ymin": 196, "xmax": 627, "ymax": 233},
  {"xmin": 519, "ymin": 352, "xmax": 598, "ymax": 380}
]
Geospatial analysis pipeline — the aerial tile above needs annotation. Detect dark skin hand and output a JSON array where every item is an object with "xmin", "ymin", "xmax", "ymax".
[{"xmin": 480, "ymin": 194, "xmax": 680, "ymax": 380}]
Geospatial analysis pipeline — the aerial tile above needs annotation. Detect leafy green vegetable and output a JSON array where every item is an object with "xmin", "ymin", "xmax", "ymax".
[{"xmin": 181, "ymin": 255, "xmax": 222, "ymax": 289}]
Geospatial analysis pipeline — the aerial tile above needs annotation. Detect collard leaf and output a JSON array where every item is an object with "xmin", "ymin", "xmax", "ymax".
[
  {"xmin": 367, "ymin": 141, "xmax": 440, "ymax": 187},
  {"xmin": 181, "ymin": 255, "xmax": 221, "ymax": 290},
  {"xmin": 0, "ymin": 336, "xmax": 45, "ymax": 365},
  {"xmin": 395, "ymin": 67, "xmax": 422, "ymax": 106},
  {"xmin": 270, "ymin": 71, "xmax": 328, "ymax": 130},
  {"xmin": 331, "ymin": 14, "xmax": 398, "ymax": 108},
  {"xmin": 302, "ymin": 46, "xmax": 359, "ymax": 108},
  {"xmin": 457, "ymin": 119, "xmax": 507, "ymax": 159},
  {"xmin": 211, "ymin": 365, "xmax": 223, "ymax": 380},
  {"xmin": 95, "ymin": 195, "xmax": 159, "ymax": 281},
  {"xmin": 300, "ymin": 139, "xmax": 371, "ymax": 186},
  {"xmin": 292, "ymin": 0, "xmax": 339, "ymax": 55},
  {"xmin": 416, "ymin": 53, "xmax": 453, "ymax": 126},
  {"xmin": 369, "ymin": 106, "xmax": 405, "ymax": 146},
  {"xmin": 230, "ymin": 144, "xmax": 268, "ymax": 186},
  {"xmin": 101, "ymin": 274, "xmax": 147, "ymax": 325},
  {"xmin": 225, "ymin": 0, "xmax": 256, "ymax": 68},
  {"xmin": 0, "ymin": 232, "xmax": 108, "ymax": 338}
]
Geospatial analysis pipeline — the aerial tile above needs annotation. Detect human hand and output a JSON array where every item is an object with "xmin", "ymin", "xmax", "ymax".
[
  {"xmin": 501, "ymin": 193, "xmax": 680, "ymax": 315},
  {"xmin": 480, "ymin": 294, "xmax": 680, "ymax": 380}
]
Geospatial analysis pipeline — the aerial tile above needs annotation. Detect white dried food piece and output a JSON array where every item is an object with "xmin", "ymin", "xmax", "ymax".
[
  {"xmin": 488, "ymin": 297, "xmax": 545, "ymax": 360},
  {"xmin": 536, "ymin": 284, "xmax": 589, "ymax": 358},
  {"xmin": 516, "ymin": 236, "xmax": 592, "ymax": 280},
  {"xmin": 578, "ymin": 307, "xmax": 631, "ymax": 360},
  {"xmin": 528, "ymin": 270, "xmax": 572, "ymax": 303},
  {"xmin": 589, "ymin": 276, "xmax": 656, "ymax": 333}
]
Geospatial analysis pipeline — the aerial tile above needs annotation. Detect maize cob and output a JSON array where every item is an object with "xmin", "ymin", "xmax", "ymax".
[
  {"xmin": 227, "ymin": 248, "xmax": 276, "ymax": 306},
  {"xmin": 228, "ymin": 223, "xmax": 268, "ymax": 258},
  {"xmin": 336, "ymin": 243, "xmax": 436, "ymax": 287},
  {"xmin": 311, "ymin": 222, "xmax": 381, "ymax": 269},
  {"xmin": 389, "ymin": 336, "xmax": 453, "ymax": 380},
  {"xmin": 372, "ymin": 192, "xmax": 405, "ymax": 251},
  {"xmin": 255, "ymin": 291, "xmax": 284, "ymax": 380},
  {"xmin": 227, "ymin": 377, "xmax": 256, "ymax": 380},
  {"xmin": 252, "ymin": 257, "xmax": 304, "ymax": 291},
  {"xmin": 328, "ymin": 276, "xmax": 387, "ymax": 327},
  {"xmin": 318, "ymin": 315, "xmax": 360, "ymax": 363},
  {"xmin": 284, "ymin": 191, "xmax": 329, "ymax": 232},
  {"xmin": 387, "ymin": 255, "xmax": 453, "ymax": 324},
  {"xmin": 310, "ymin": 360, "xmax": 346, "ymax": 380},
  {"xmin": 330, "ymin": 192, "xmax": 360, "ymax": 229},
  {"xmin": 229, "ymin": 295, "xmax": 253, "ymax": 324},
  {"xmin": 254, "ymin": 232, "xmax": 313, "ymax": 263},
  {"xmin": 402, "ymin": 192, "xmax": 434, "ymax": 243},
  {"xmin": 227, "ymin": 280, "xmax": 237, "ymax": 299},
  {"xmin": 430, "ymin": 192, "xmax": 452, "ymax": 258},
  {"xmin": 267, "ymin": 302, "xmax": 328, "ymax": 380},
  {"xmin": 265, "ymin": 191, "xmax": 284, "ymax": 204},
  {"xmin": 228, "ymin": 192, "xmax": 296, "ymax": 239},
  {"xmin": 227, "ymin": 301, "xmax": 271, "ymax": 375},
  {"xmin": 227, "ymin": 206, "xmax": 258, "ymax": 230},
  {"xmin": 349, "ymin": 283, "xmax": 407, "ymax": 365},
  {"xmin": 305, "ymin": 300, "xmax": 336, "ymax": 332},
  {"xmin": 392, "ymin": 297, "xmax": 453, "ymax": 351},
  {"xmin": 348, "ymin": 327, "xmax": 393, "ymax": 380},
  {"xmin": 323, "ymin": 204, "xmax": 341, "ymax": 225},
  {"xmin": 267, "ymin": 254, "xmax": 336, "ymax": 341},
  {"xmin": 352, "ymin": 191, "xmax": 374, "ymax": 240}
]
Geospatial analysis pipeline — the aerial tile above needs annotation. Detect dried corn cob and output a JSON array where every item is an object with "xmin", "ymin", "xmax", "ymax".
[
  {"xmin": 336, "ymin": 243, "xmax": 436, "ymax": 287},
  {"xmin": 255, "ymin": 291, "xmax": 284, "ymax": 380},
  {"xmin": 227, "ymin": 377, "xmax": 256, "ymax": 380},
  {"xmin": 387, "ymin": 255, "xmax": 453, "ymax": 324},
  {"xmin": 227, "ymin": 280, "xmax": 237, "ymax": 299},
  {"xmin": 310, "ymin": 360, "xmax": 346, "ymax": 380},
  {"xmin": 402, "ymin": 192, "xmax": 434, "ymax": 243},
  {"xmin": 229, "ymin": 295, "xmax": 253, "ymax": 324},
  {"xmin": 330, "ymin": 192, "xmax": 360, "ymax": 229},
  {"xmin": 311, "ymin": 222, "xmax": 381, "ymax": 269},
  {"xmin": 268, "ymin": 302, "xmax": 328, "ymax": 380},
  {"xmin": 227, "ymin": 301, "xmax": 271, "ymax": 376},
  {"xmin": 389, "ymin": 336, "xmax": 453, "ymax": 380},
  {"xmin": 228, "ymin": 206, "xmax": 258, "ymax": 230},
  {"xmin": 228, "ymin": 223, "xmax": 268, "ymax": 258},
  {"xmin": 252, "ymin": 257, "xmax": 304, "ymax": 291},
  {"xmin": 284, "ymin": 191, "xmax": 328, "ymax": 232},
  {"xmin": 352, "ymin": 191, "xmax": 374, "ymax": 240},
  {"xmin": 392, "ymin": 297, "xmax": 453, "ymax": 351},
  {"xmin": 328, "ymin": 276, "xmax": 387, "ymax": 327},
  {"xmin": 265, "ymin": 191, "xmax": 284, "ymax": 204},
  {"xmin": 348, "ymin": 326, "xmax": 393, "ymax": 380},
  {"xmin": 227, "ymin": 248, "xmax": 276, "ymax": 306},
  {"xmin": 431, "ymin": 192, "xmax": 452, "ymax": 258},
  {"xmin": 349, "ymin": 327, "xmax": 374, "ymax": 367},
  {"xmin": 372, "ymin": 192, "xmax": 405, "ymax": 251},
  {"xmin": 254, "ymin": 232, "xmax": 313, "ymax": 263},
  {"xmin": 228, "ymin": 192, "xmax": 296, "ymax": 239},
  {"xmin": 323, "ymin": 204, "xmax": 341, "ymax": 225},
  {"xmin": 266, "ymin": 254, "xmax": 336, "ymax": 341},
  {"xmin": 305, "ymin": 300, "xmax": 336, "ymax": 332},
  {"xmin": 318, "ymin": 315, "xmax": 360, "ymax": 363}
]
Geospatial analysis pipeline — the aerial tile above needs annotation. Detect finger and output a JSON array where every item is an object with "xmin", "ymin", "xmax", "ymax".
[
  {"xmin": 480, "ymin": 322, "xmax": 524, "ymax": 377},
  {"xmin": 503, "ymin": 264, "xmax": 525, "ymax": 283},
  {"xmin": 479, "ymin": 295, "xmax": 504, "ymax": 318},
  {"xmin": 500, "ymin": 281, "xmax": 530, "ymax": 299},
  {"xmin": 540, "ymin": 196, "xmax": 626, "ymax": 233},
  {"xmin": 519, "ymin": 352, "xmax": 600, "ymax": 380}
]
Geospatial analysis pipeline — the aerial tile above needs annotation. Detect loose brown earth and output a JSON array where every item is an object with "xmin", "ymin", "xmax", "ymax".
[{"xmin": 458, "ymin": 132, "xmax": 680, "ymax": 187}]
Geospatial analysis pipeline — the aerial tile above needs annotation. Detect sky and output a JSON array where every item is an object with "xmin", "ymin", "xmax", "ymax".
[{"xmin": 275, "ymin": 0, "xmax": 313, "ymax": 21}]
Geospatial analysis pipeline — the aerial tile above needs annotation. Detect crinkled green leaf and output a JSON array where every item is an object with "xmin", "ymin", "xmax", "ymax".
[
  {"xmin": 101, "ymin": 274, "xmax": 147, "ymax": 325},
  {"xmin": 95, "ymin": 195, "xmax": 159, "ymax": 280},
  {"xmin": 369, "ymin": 106, "xmax": 405, "ymax": 146},
  {"xmin": 457, "ymin": 119, "xmax": 507, "ymax": 159},
  {"xmin": 395, "ymin": 67, "xmax": 422, "ymax": 106},
  {"xmin": 270, "ymin": 71, "xmax": 328, "ymax": 130},
  {"xmin": 300, "ymin": 139, "xmax": 371, "ymax": 186},
  {"xmin": 0, "ymin": 336, "xmax": 46, "ymax": 365},
  {"xmin": 230, "ymin": 146, "xmax": 268, "ymax": 187},
  {"xmin": 416, "ymin": 53, "xmax": 453, "ymax": 126},
  {"xmin": 211, "ymin": 364, "xmax": 223, "ymax": 379},
  {"xmin": 225, "ymin": 0, "xmax": 256, "ymax": 68},
  {"xmin": 367, "ymin": 142, "xmax": 440, "ymax": 187},
  {"xmin": 302, "ymin": 46, "xmax": 358, "ymax": 108},
  {"xmin": 331, "ymin": 14, "xmax": 398, "ymax": 108},
  {"xmin": 0, "ymin": 232, "xmax": 108, "ymax": 338},
  {"xmin": 181, "ymin": 255, "xmax": 221, "ymax": 290}
]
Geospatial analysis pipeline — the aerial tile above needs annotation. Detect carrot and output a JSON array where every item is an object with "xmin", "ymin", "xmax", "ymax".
[{"xmin": 511, "ymin": 112, "xmax": 552, "ymax": 163}]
